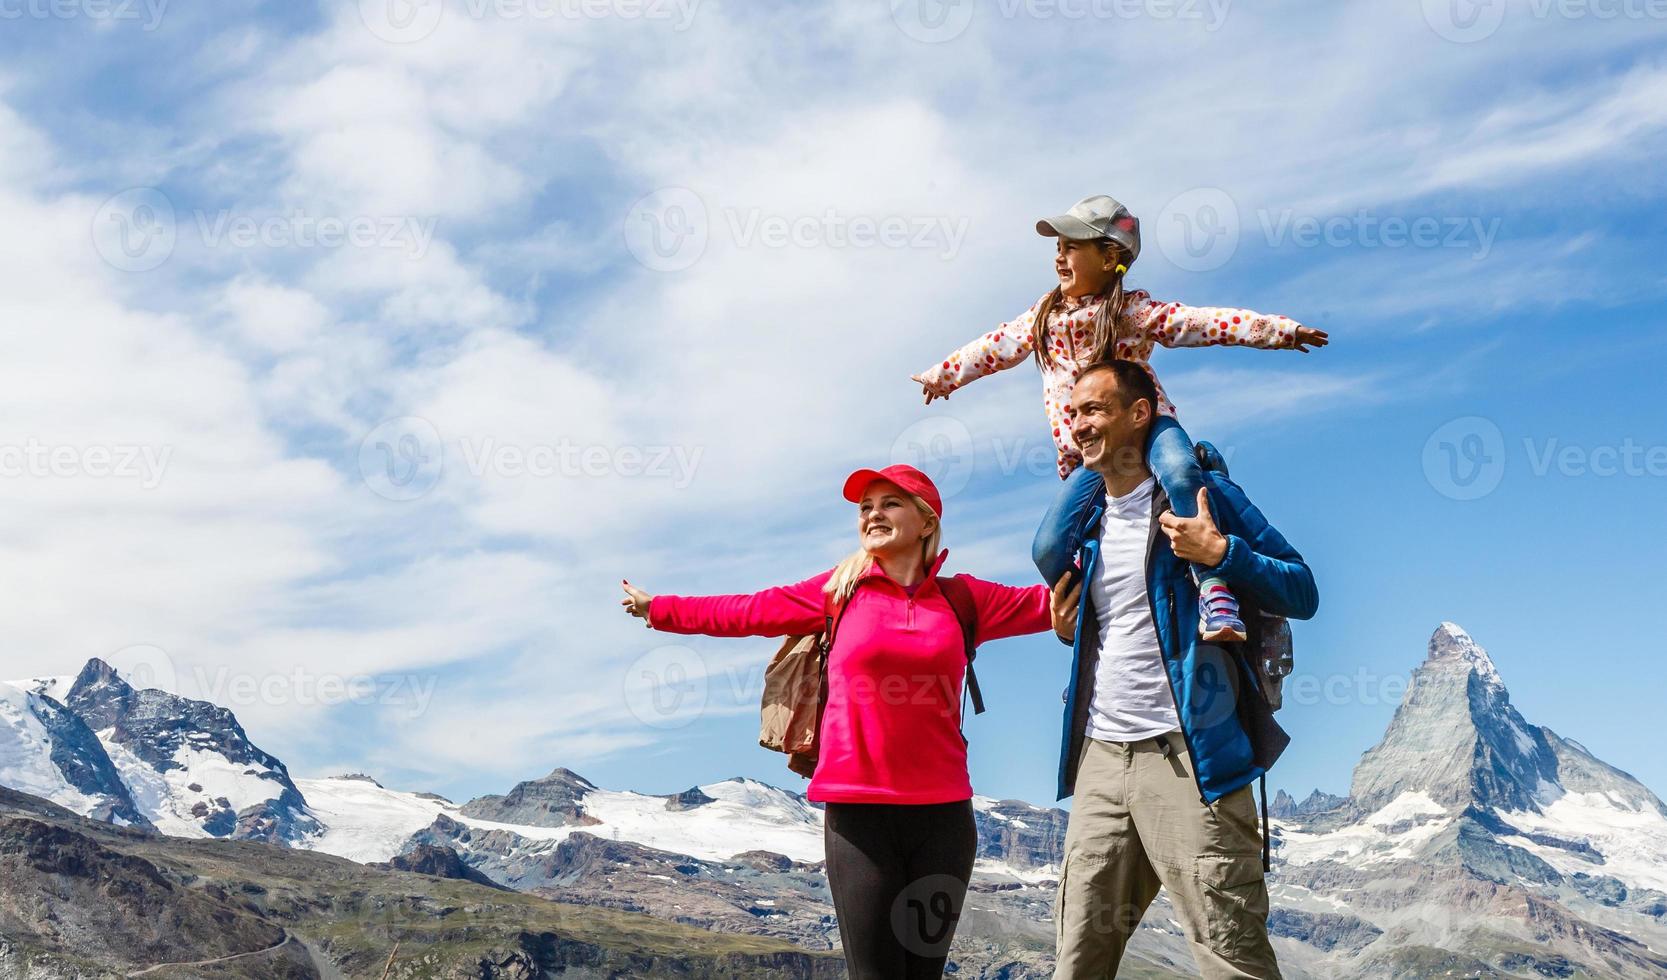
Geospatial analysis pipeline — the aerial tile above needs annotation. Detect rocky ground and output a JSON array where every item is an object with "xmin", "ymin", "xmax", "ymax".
[{"xmin": 0, "ymin": 786, "xmax": 843, "ymax": 979}]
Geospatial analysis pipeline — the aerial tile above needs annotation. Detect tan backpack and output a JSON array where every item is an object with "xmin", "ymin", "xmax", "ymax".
[{"xmin": 758, "ymin": 576, "xmax": 983, "ymax": 779}]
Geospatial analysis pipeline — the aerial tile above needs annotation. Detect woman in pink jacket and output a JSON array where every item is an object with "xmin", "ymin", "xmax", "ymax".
[{"xmin": 621, "ymin": 464, "xmax": 1069, "ymax": 980}]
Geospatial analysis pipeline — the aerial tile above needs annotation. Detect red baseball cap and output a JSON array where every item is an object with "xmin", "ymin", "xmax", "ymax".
[{"xmin": 841, "ymin": 464, "xmax": 944, "ymax": 518}]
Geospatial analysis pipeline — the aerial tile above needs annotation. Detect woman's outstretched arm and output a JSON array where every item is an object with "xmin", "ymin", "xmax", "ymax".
[{"xmin": 621, "ymin": 572, "xmax": 834, "ymax": 637}]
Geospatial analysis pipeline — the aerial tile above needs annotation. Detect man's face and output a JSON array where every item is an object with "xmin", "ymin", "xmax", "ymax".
[{"xmin": 1070, "ymin": 370, "xmax": 1151, "ymax": 479}]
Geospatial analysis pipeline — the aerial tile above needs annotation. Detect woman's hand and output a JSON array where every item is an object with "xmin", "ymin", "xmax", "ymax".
[
  {"xmin": 621, "ymin": 580, "xmax": 655, "ymax": 627},
  {"xmin": 1158, "ymin": 489, "xmax": 1230, "ymax": 567},
  {"xmin": 911, "ymin": 373, "xmax": 943, "ymax": 404},
  {"xmin": 1292, "ymin": 327, "xmax": 1329, "ymax": 353},
  {"xmin": 1050, "ymin": 573, "xmax": 1082, "ymax": 643}
]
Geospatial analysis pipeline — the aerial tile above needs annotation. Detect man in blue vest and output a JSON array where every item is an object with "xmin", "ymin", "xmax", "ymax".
[{"xmin": 1046, "ymin": 359, "xmax": 1319, "ymax": 979}]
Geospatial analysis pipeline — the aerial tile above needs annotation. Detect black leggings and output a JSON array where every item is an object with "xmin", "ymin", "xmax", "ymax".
[{"xmin": 823, "ymin": 800, "xmax": 978, "ymax": 980}]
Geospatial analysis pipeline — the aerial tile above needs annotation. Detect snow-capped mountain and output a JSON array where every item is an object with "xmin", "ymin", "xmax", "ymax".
[
  {"xmin": 8, "ymin": 624, "xmax": 1667, "ymax": 978},
  {"xmin": 1271, "ymin": 623, "xmax": 1667, "ymax": 979},
  {"xmin": 59, "ymin": 657, "xmax": 320, "ymax": 843},
  {"xmin": 0, "ymin": 678, "xmax": 149, "ymax": 828}
]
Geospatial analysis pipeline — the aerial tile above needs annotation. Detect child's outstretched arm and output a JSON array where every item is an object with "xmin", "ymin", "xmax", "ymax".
[
  {"xmin": 911, "ymin": 300, "xmax": 1042, "ymax": 403},
  {"xmin": 1125, "ymin": 296, "xmax": 1328, "ymax": 353}
]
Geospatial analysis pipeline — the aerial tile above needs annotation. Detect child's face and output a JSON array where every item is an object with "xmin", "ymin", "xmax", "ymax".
[{"xmin": 1055, "ymin": 239, "xmax": 1118, "ymax": 298}]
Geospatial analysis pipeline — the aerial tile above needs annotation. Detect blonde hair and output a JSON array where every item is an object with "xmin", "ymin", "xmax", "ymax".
[
  {"xmin": 823, "ymin": 492, "xmax": 943, "ymax": 606},
  {"xmin": 1033, "ymin": 239, "xmax": 1134, "ymax": 370}
]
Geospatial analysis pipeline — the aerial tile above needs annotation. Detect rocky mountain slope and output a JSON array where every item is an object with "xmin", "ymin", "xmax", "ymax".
[
  {"xmin": 0, "ymin": 784, "xmax": 843, "ymax": 978},
  {"xmin": 6, "ymin": 623, "xmax": 1667, "ymax": 977},
  {"xmin": 1270, "ymin": 623, "xmax": 1667, "ymax": 978},
  {"xmin": 0, "ymin": 680, "xmax": 148, "ymax": 829}
]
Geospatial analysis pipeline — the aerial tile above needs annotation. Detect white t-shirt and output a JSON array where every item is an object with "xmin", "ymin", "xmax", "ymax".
[{"xmin": 1085, "ymin": 477, "xmax": 1181, "ymax": 742}]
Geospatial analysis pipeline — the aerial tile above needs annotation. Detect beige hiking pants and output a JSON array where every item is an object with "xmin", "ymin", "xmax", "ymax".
[{"xmin": 1053, "ymin": 733, "xmax": 1281, "ymax": 980}]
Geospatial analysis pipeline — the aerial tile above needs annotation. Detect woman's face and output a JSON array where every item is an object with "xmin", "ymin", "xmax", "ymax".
[
  {"xmin": 857, "ymin": 480, "xmax": 933, "ymax": 559},
  {"xmin": 1055, "ymin": 238, "xmax": 1118, "ymax": 299}
]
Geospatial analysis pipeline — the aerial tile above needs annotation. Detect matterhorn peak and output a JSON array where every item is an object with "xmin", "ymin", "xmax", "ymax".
[
  {"xmin": 1426, "ymin": 621, "xmax": 1502, "ymax": 686},
  {"xmin": 1350, "ymin": 623, "xmax": 1559, "ymax": 814}
]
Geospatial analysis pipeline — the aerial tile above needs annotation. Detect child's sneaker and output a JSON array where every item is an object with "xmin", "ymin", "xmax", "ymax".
[{"xmin": 1198, "ymin": 577, "xmax": 1247, "ymax": 643}]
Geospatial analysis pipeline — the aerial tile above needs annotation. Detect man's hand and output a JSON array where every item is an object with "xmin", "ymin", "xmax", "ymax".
[
  {"xmin": 1050, "ymin": 573, "xmax": 1082, "ymax": 643},
  {"xmin": 1158, "ymin": 489, "xmax": 1230, "ymax": 567},
  {"xmin": 1292, "ymin": 327, "xmax": 1329, "ymax": 353}
]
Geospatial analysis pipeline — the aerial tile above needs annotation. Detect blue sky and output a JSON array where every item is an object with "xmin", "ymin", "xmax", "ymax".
[{"xmin": 1, "ymin": 0, "xmax": 1664, "ymax": 811}]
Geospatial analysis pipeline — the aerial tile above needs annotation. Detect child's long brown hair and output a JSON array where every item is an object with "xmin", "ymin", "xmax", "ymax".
[{"xmin": 1032, "ymin": 239, "xmax": 1134, "ymax": 370}]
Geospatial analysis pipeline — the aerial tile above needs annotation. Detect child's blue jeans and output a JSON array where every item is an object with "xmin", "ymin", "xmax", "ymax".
[{"xmin": 1032, "ymin": 416, "xmax": 1212, "ymax": 587}]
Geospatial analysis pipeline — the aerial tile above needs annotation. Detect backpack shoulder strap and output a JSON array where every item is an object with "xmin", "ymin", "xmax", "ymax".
[
  {"xmin": 823, "ymin": 576, "xmax": 870, "ymax": 653},
  {"xmin": 936, "ymin": 575, "xmax": 985, "ymax": 715}
]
